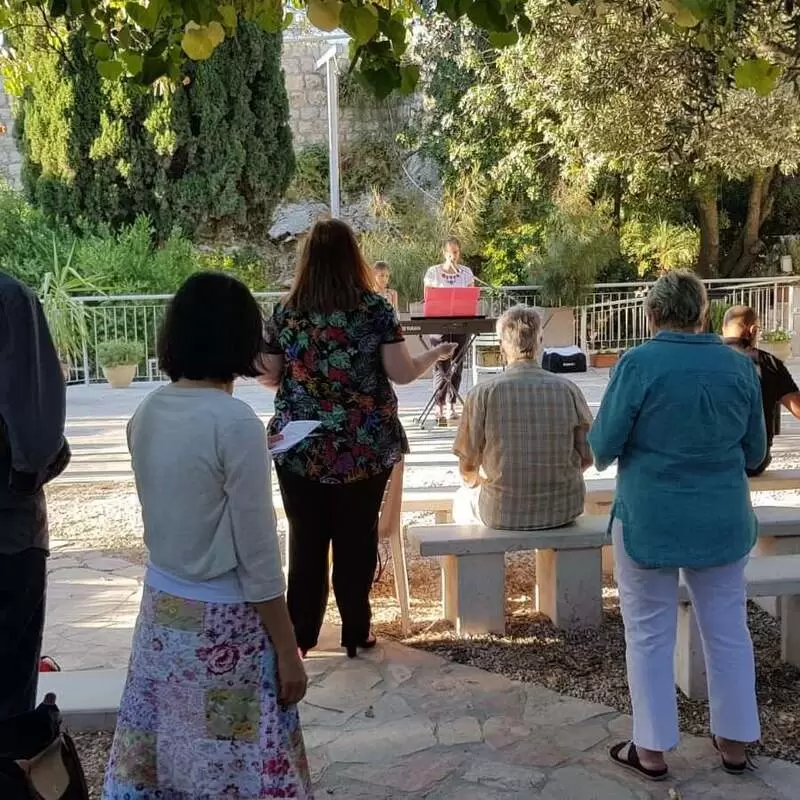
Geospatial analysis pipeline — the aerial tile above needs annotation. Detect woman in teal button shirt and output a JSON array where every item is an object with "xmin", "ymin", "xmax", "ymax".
[{"xmin": 589, "ymin": 270, "xmax": 766, "ymax": 781}]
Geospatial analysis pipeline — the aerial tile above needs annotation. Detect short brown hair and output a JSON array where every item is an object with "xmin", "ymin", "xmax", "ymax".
[
  {"xmin": 285, "ymin": 219, "xmax": 373, "ymax": 313},
  {"xmin": 723, "ymin": 305, "xmax": 758, "ymax": 330},
  {"xmin": 373, "ymin": 260, "xmax": 390, "ymax": 271},
  {"xmin": 444, "ymin": 236, "xmax": 461, "ymax": 250}
]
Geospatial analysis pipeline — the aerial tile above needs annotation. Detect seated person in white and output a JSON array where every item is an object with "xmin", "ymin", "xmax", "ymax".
[{"xmin": 452, "ymin": 305, "xmax": 594, "ymax": 530}]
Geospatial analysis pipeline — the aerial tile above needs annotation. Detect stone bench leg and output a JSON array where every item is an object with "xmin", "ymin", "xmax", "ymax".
[
  {"xmin": 782, "ymin": 595, "xmax": 800, "ymax": 668},
  {"xmin": 535, "ymin": 548, "xmax": 602, "ymax": 629},
  {"xmin": 751, "ymin": 536, "xmax": 800, "ymax": 620},
  {"xmin": 675, "ymin": 602, "xmax": 708, "ymax": 700},
  {"xmin": 441, "ymin": 553, "xmax": 505, "ymax": 635}
]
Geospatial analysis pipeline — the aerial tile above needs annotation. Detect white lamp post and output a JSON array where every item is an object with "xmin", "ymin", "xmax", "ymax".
[{"xmin": 315, "ymin": 45, "xmax": 341, "ymax": 218}]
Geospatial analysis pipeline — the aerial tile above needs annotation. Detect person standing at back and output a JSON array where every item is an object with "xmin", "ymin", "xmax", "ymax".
[
  {"xmin": 0, "ymin": 273, "xmax": 70, "ymax": 721},
  {"xmin": 424, "ymin": 237, "xmax": 475, "ymax": 424},
  {"xmin": 257, "ymin": 219, "xmax": 455, "ymax": 658},
  {"xmin": 722, "ymin": 305, "xmax": 800, "ymax": 476}
]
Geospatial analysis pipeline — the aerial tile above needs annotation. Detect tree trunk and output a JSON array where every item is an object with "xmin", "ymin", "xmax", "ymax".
[
  {"xmin": 612, "ymin": 172, "xmax": 623, "ymax": 233},
  {"xmin": 695, "ymin": 185, "xmax": 719, "ymax": 278},
  {"xmin": 722, "ymin": 168, "xmax": 776, "ymax": 278}
]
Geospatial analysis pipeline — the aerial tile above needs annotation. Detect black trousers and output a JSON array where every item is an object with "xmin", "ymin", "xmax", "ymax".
[
  {"xmin": 276, "ymin": 468, "xmax": 391, "ymax": 651},
  {"xmin": 0, "ymin": 549, "xmax": 46, "ymax": 721},
  {"xmin": 431, "ymin": 333, "xmax": 468, "ymax": 407}
]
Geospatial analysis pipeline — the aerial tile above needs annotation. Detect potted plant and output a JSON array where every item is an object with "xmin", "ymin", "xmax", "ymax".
[
  {"xmin": 38, "ymin": 237, "xmax": 98, "ymax": 379},
  {"xmin": 760, "ymin": 328, "xmax": 792, "ymax": 362},
  {"xmin": 97, "ymin": 340, "xmax": 145, "ymax": 388},
  {"xmin": 590, "ymin": 350, "xmax": 622, "ymax": 368}
]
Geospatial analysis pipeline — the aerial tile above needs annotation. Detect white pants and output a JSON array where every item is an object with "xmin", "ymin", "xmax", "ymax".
[
  {"xmin": 452, "ymin": 485, "xmax": 482, "ymax": 525},
  {"xmin": 613, "ymin": 521, "xmax": 760, "ymax": 751}
]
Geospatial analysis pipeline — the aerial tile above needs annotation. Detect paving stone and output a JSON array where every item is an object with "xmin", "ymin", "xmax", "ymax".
[
  {"xmin": 497, "ymin": 737, "xmax": 572, "ymax": 768},
  {"xmin": 606, "ymin": 714, "xmax": 633, "ymax": 739},
  {"xmin": 47, "ymin": 567, "xmax": 140, "ymax": 587},
  {"xmin": 525, "ymin": 696, "xmax": 615, "ymax": 728},
  {"xmin": 422, "ymin": 782, "xmax": 516, "ymax": 800},
  {"xmin": 462, "ymin": 760, "xmax": 547, "ymax": 793},
  {"xmin": 540, "ymin": 765, "xmax": 652, "ymax": 800},
  {"xmin": 302, "ymin": 726, "xmax": 340, "ymax": 750},
  {"xmin": 384, "ymin": 662, "xmax": 414, "ymax": 687},
  {"xmin": 482, "ymin": 716, "xmax": 531, "ymax": 749},
  {"xmin": 342, "ymin": 750, "xmax": 464, "ymax": 792},
  {"xmin": 48, "ymin": 557, "xmax": 86, "ymax": 571},
  {"xmin": 760, "ymin": 758, "xmax": 800, "ymax": 800},
  {"xmin": 327, "ymin": 716, "xmax": 436, "ymax": 763},
  {"xmin": 437, "ymin": 716, "xmax": 483, "ymax": 746},
  {"xmin": 344, "ymin": 692, "xmax": 414, "ymax": 729},
  {"xmin": 677, "ymin": 777, "xmax": 783, "ymax": 799},
  {"xmin": 552, "ymin": 721, "xmax": 609, "ymax": 752}
]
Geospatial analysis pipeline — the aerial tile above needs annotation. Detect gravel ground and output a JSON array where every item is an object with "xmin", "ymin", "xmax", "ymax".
[{"xmin": 52, "ymin": 483, "xmax": 800, "ymax": 788}]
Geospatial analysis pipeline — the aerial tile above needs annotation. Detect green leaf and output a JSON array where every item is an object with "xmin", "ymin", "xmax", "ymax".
[
  {"xmin": 49, "ymin": 0, "xmax": 68, "ymax": 17},
  {"xmin": 436, "ymin": 0, "xmax": 474, "ymax": 21},
  {"xmin": 181, "ymin": 24, "xmax": 215, "ymax": 60},
  {"xmin": 94, "ymin": 41, "xmax": 112, "ymax": 60},
  {"xmin": 85, "ymin": 19, "xmax": 103, "ymax": 40},
  {"xmin": 306, "ymin": 0, "xmax": 341, "ymax": 32},
  {"xmin": 340, "ymin": 3, "xmax": 378, "ymax": 45},
  {"xmin": 488, "ymin": 30, "xmax": 519, "ymax": 47},
  {"xmin": 467, "ymin": 0, "xmax": 511, "ymax": 31},
  {"xmin": 734, "ymin": 58, "xmax": 782, "ymax": 96},
  {"xmin": 120, "ymin": 51, "xmax": 143, "ymax": 76},
  {"xmin": 117, "ymin": 24, "xmax": 131, "ymax": 49},
  {"xmin": 400, "ymin": 63, "xmax": 420, "ymax": 96},
  {"xmin": 126, "ymin": 2, "xmax": 156, "ymax": 30},
  {"xmin": 360, "ymin": 65, "xmax": 400, "ymax": 101},
  {"xmin": 516, "ymin": 13, "xmax": 532, "ymax": 35},
  {"xmin": 218, "ymin": 4, "xmax": 237, "ymax": 29},
  {"xmin": 97, "ymin": 60, "xmax": 125, "ymax": 80}
]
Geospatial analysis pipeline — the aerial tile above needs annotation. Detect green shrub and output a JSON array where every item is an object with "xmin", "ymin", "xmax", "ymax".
[
  {"xmin": 621, "ymin": 219, "xmax": 700, "ymax": 275},
  {"xmin": 97, "ymin": 339, "xmax": 145, "ymax": 368},
  {"xmin": 707, "ymin": 300, "xmax": 730, "ymax": 334},
  {"xmin": 342, "ymin": 135, "xmax": 401, "ymax": 200},
  {"xmin": 287, "ymin": 146, "xmax": 330, "ymax": 202},
  {"xmin": 531, "ymin": 200, "xmax": 618, "ymax": 307},
  {"xmin": 761, "ymin": 327, "xmax": 792, "ymax": 343},
  {"xmin": 74, "ymin": 216, "xmax": 197, "ymax": 293},
  {"xmin": 482, "ymin": 224, "xmax": 543, "ymax": 286},
  {"xmin": 199, "ymin": 246, "xmax": 271, "ymax": 292},
  {"xmin": 14, "ymin": 20, "xmax": 294, "ymax": 240}
]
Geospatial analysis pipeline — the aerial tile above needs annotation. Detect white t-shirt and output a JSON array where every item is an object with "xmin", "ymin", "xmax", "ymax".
[
  {"xmin": 127, "ymin": 385, "xmax": 285, "ymax": 604},
  {"xmin": 423, "ymin": 264, "xmax": 475, "ymax": 288}
]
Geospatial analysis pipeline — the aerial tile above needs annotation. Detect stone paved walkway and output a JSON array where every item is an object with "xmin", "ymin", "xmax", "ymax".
[{"xmin": 43, "ymin": 551, "xmax": 800, "ymax": 798}]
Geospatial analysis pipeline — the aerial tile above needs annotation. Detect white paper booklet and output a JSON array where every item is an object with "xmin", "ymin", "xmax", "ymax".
[{"xmin": 269, "ymin": 420, "xmax": 322, "ymax": 454}]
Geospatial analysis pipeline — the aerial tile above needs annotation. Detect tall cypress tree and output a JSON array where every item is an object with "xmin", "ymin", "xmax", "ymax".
[{"xmin": 14, "ymin": 19, "xmax": 294, "ymax": 239}]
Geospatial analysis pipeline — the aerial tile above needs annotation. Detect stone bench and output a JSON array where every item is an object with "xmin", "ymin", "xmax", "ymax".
[
  {"xmin": 407, "ymin": 516, "xmax": 610, "ymax": 635},
  {"xmin": 676, "ymin": 553, "xmax": 800, "ymax": 700}
]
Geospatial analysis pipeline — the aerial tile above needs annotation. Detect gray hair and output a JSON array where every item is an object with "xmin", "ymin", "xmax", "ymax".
[
  {"xmin": 497, "ymin": 305, "xmax": 542, "ymax": 359},
  {"xmin": 645, "ymin": 270, "xmax": 708, "ymax": 331}
]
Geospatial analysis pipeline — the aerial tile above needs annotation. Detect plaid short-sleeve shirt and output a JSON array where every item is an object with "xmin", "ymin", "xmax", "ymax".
[{"xmin": 453, "ymin": 361, "xmax": 593, "ymax": 530}]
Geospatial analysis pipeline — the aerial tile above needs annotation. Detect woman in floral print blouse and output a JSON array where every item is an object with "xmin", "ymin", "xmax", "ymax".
[{"xmin": 257, "ymin": 219, "xmax": 455, "ymax": 658}]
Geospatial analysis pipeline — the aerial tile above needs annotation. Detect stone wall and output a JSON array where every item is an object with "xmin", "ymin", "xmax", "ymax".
[
  {"xmin": 281, "ymin": 39, "xmax": 401, "ymax": 147},
  {"xmin": 0, "ymin": 79, "xmax": 21, "ymax": 187}
]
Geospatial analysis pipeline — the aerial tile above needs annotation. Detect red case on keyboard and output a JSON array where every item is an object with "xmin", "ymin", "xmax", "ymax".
[{"xmin": 423, "ymin": 287, "xmax": 480, "ymax": 317}]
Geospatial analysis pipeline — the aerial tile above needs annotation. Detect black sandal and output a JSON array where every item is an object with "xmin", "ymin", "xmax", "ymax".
[
  {"xmin": 712, "ymin": 736, "xmax": 757, "ymax": 775},
  {"xmin": 609, "ymin": 741, "xmax": 669, "ymax": 782}
]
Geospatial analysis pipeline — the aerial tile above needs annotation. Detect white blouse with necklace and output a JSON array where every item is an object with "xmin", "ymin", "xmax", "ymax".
[{"xmin": 423, "ymin": 263, "xmax": 475, "ymax": 288}]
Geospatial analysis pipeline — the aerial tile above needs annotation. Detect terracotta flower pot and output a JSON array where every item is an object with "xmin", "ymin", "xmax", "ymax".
[
  {"xmin": 590, "ymin": 352, "xmax": 620, "ymax": 369},
  {"xmin": 102, "ymin": 364, "xmax": 137, "ymax": 388}
]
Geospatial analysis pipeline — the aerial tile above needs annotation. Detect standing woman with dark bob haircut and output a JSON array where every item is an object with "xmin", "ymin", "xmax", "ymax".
[
  {"xmin": 257, "ymin": 219, "xmax": 455, "ymax": 658},
  {"xmin": 103, "ymin": 273, "xmax": 312, "ymax": 800}
]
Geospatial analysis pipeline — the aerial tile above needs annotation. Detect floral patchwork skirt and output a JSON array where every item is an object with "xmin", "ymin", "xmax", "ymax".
[{"xmin": 102, "ymin": 586, "xmax": 314, "ymax": 799}]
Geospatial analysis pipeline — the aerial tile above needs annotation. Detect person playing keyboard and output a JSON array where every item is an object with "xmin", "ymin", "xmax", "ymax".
[{"xmin": 423, "ymin": 236, "xmax": 475, "ymax": 425}]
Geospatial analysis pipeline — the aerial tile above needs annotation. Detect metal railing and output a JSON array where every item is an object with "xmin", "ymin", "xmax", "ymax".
[{"xmin": 66, "ymin": 277, "xmax": 800, "ymax": 384}]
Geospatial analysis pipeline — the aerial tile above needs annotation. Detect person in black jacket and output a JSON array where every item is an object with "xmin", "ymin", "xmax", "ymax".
[
  {"xmin": 0, "ymin": 273, "xmax": 70, "ymax": 720},
  {"xmin": 722, "ymin": 305, "xmax": 800, "ymax": 476}
]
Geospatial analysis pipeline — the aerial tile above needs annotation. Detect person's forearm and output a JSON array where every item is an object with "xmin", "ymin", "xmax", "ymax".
[
  {"xmin": 252, "ymin": 596, "xmax": 298, "ymax": 656},
  {"xmin": 411, "ymin": 348, "xmax": 442, "ymax": 379}
]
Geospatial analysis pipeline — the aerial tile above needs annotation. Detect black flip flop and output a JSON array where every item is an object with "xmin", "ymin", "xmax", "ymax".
[
  {"xmin": 712, "ymin": 736, "xmax": 756, "ymax": 775},
  {"xmin": 609, "ymin": 741, "xmax": 669, "ymax": 782}
]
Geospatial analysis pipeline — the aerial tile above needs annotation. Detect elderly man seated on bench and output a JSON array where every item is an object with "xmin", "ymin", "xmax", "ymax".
[{"xmin": 452, "ymin": 304, "xmax": 594, "ymax": 530}]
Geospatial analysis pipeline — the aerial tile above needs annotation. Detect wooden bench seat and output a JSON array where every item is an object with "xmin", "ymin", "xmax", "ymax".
[
  {"xmin": 676, "ymin": 554, "xmax": 800, "ymax": 700},
  {"xmin": 407, "ymin": 516, "xmax": 610, "ymax": 634}
]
